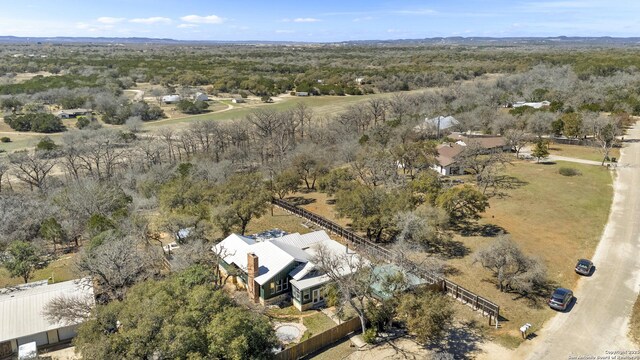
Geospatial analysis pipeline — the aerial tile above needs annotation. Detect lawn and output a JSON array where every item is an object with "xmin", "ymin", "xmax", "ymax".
[
  {"xmin": 447, "ymin": 160, "xmax": 613, "ymax": 347},
  {"xmin": 0, "ymin": 252, "xmax": 78, "ymax": 288},
  {"xmin": 300, "ymin": 312, "xmax": 339, "ymax": 341},
  {"xmin": 548, "ymin": 143, "xmax": 620, "ymax": 162},
  {"xmin": 245, "ymin": 206, "xmax": 313, "ymax": 236}
]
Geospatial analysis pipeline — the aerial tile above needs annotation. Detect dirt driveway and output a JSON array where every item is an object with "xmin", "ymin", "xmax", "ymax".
[{"xmin": 481, "ymin": 124, "xmax": 640, "ymax": 359}]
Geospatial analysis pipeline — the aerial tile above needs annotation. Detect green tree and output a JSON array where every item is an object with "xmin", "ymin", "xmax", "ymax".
[
  {"xmin": 561, "ymin": 112, "xmax": 583, "ymax": 138},
  {"xmin": 436, "ymin": 185, "xmax": 488, "ymax": 223},
  {"xmin": 531, "ymin": 139, "xmax": 550, "ymax": 163},
  {"xmin": 35, "ymin": 136, "xmax": 59, "ymax": 152},
  {"xmin": 397, "ymin": 289, "xmax": 454, "ymax": 344},
  {"xmin": 317, "ymin": 168, "xmax": 354, "ymax": 196},
  {"xmin": 335, "ymin": 183, "xmax": 414, "ymax": 242},
  {"xmin": 3, "ymin": 241, "xmax": 40, "ymax": 283},
  {"xmin": 410, "ymin": 170, "xmax": 443, "ymax": 206},
  {"xmin": 292, "ymin": 153, "xmax": 329, "ymax": 190},
  {"xmin": 39, "ymin": 218, "xmax": 67, "ymax": 252},
  {"xmin": 218, "ymin": 173, "xmax": 272, "ymax": 235},
  {"xmin": 272, "ymin": 168, "xmax": 300, "ymax": 199},
  {"xmin": 74, "ymin": 266, "xmax": 277, "ymax": 359},
  {"xmin": 176, "ymin": 100, "xmax": 209, "ymax": 114}
]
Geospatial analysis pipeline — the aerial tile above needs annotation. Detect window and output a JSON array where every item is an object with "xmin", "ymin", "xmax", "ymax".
[
  {"xmin": 292, "ymin": 286, "xmax": 301, "ymax": 300},
  {"xmin": 303, "ymin": 289, "xmax": 310, "ymax": 301},
  {"xmin": 275, "ymin": 277, "xmax": 289, "ymax": 293}
]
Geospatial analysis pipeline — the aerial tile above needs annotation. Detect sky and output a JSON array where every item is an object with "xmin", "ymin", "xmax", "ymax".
[{"xmin": 0, "ymin": 1, "xmax": 639, "ymax": 41}]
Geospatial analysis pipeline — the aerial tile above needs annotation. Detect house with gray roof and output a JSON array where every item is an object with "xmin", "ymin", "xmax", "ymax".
[
  {"xmin": 0, "ymin": 278, "xmax": 94, "ymax": 357},
  {"xmin": 213, "ymin": 230, "xmax": 358, "ymax": 311},
  {"xmin": 416, "ymin": 115, "xmax": 460, "ymax": 137}
]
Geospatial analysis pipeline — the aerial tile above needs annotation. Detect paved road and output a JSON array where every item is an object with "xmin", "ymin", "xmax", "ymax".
[{"xmin": 512, "ymin": 124, "xmax": 640, "ymax": 359}]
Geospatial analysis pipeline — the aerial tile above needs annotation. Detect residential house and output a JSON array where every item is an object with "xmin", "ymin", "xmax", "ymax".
[
  {"xmin": 432, "ymin": 132, "xmax": 509, "ymax": 176},
  {"xmin": 0, "ymin": 278, "xmax": 94, "ymax": 358},
  {"xmin": 433, "ymin": 142, "xmax": 465, "ymax": 176},
  {"xmin": 295, "ymin": 92, "xmax": 309, "ymax": 97},
  {"xmin": 54, "ymin": 108, "xmax": 92, "ymax": 119},
  {"xmin": 193, "ymin": 92, "xmax": 209, "ymax": 102},
  {"xmin": 213, "ymin": 230, "xmax": 358, "ymax": 311},
  {"xmin": 231, "ymin": 97, "xmax": 245, "ymax": 103},
  {"xmin": 161, "ymin": 95, "xmax": 181, "ymax": 104}
]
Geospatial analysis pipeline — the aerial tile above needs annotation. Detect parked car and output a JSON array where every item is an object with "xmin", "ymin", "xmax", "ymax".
[
  {"xmin": 163, "ymin": 242, "xmax": 180, "ymax": 253},
  {"xmin": 548, "ymin": 288, "xmax": 573, "ymax": 311},
  {"xmin": 575, "ymin": 259, "xmax": 594, "ymax": 276}
]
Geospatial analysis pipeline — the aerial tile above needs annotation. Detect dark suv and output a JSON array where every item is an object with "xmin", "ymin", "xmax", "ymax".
[
  {"xmin": 548, "ymin": 288, "xmax": 573, "ymax": 311},
  {"xmin": 575, "ymin": 259, "xmax": 594, "ymax": 276}
]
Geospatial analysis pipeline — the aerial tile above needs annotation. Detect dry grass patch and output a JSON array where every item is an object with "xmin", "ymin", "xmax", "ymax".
[
  {"xmin": 447, "ymin": 160, "xmax": 613, "ymax": 347},
  {"xmin": 548, "ymin": 143, "xmax": 620, "ymax": 162},
  {"xmin": 289, "ymin": 191, "xmax": 351, "ymax": 228},
  {"xmin": 246, "ymin": 206, "xmax": 313, "ymax": 235}
]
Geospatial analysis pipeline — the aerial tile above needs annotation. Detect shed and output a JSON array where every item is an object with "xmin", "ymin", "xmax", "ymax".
[
  {"xmin": 0, "ymin": 278, "xmax": 94, "ymax": 357},
  {"xmin": 231, "ymin": 98, "xmax": 245, "ymax": 103}
]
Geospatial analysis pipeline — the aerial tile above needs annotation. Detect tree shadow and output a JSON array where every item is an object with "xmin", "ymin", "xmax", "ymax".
[
  {"xmin": 285, "ymin": 196, "xmax": 316, "ymax": 206},
  {"xmin": 427, "ymin": 320, "xmax": 486, "ymax": 360},
  {"xmin": 458, "ymin": 223, "xmax": 508, "ymax": 237},
  {"xmin": 485, "ymin": 176, "xmax": 529, "ymax": 198},
  {"xmin": 433, "ymin": 239, "xmax": 470, "ymax": 259},
  {"xmin": 539, "ymin": 161, "xmax": 557, "ymax": 165}
]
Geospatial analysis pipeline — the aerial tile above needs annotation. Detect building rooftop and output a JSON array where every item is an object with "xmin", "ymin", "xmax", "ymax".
[{"xmin": 0, "ymin": 278, "xmax": 94, "ymax": 343}]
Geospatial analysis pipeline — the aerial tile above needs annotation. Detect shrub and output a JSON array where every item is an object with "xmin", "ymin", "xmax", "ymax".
[
  {"xmin": 362, "ymin": 328, "xmax": 377, "ymax": 344},
  {"xmin": 0, "ymin": 137, "xmax": 10, "ymax": 143},
  {"xmin": 559, "ymin": 167, "xmax": 581, "ymax": 176}
]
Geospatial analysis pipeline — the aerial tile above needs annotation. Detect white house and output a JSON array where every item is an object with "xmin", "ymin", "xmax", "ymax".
[
  {"xmin": 0, "ymin": 278, "xmax": 94, "ymax": 357},
  {"xmin": 415, "ymin": 115, "xmax": 459, "ymax": 137},
  {"xmin": 193, "ymin": 92, "xmax": 209, "ymax": 102},
  {"xmin": 512, "ymin": 100, "xmax": 551, "ymax": 109},
  {"xmin": 231, "ymin": 98, "xmax": 245, "ymax": 103},
  {"xmin": 161, "ymin": 95, "xmax": 182, "ymax": 104},
  {"xmin": 54, "ymin": 108, "xmax": 92, "ymax": 119},
  {"xmin": 213, "ymin": 230, "xmax": 359, "ymax": 311}
]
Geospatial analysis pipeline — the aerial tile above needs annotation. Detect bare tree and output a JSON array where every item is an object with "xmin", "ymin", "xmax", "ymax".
[
  {"xmin": 504, "ymin": 129, "xmax": 529, "ymax": 159},
  {"xmin": 310, "ymin": 243, "xmax": 378, "ymax": 332},
  {"xmin": 8, "ymin": 150, "xmax": 56, "ymax": 191},
  {"xmin": 456, "ymin": 141, "xmax": 511, "ymax": 194},
  {"xmin": 592, "ymin": 114, "xmax": 621, "ymax": 166},
  {"xmin": 76, "ymin": 236, "xmax": 161, "ymax": 300},
  {"xmin": 42, "ymin": 292, "xmax": 94, "ymax": 325},
  {"xmin": 473, "ymin": 235, "xmax": 547, "ymax": 295}
]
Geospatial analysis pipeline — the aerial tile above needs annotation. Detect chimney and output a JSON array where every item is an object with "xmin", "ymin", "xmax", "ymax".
[{"xmin": 247, "ymin": 253, "xmax": 260, "ymax": 303}]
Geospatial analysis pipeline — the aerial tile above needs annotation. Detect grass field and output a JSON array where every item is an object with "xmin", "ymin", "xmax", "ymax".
[
  {"xmin": 284, "ymin": 160, "xmax": 614, "ymax": 348},
  {"xmin": 143, "ymin": 91, "xmax": 424, "ymax": 129},
  {"xmin": 548, "ymin": 143, "xmax": 621, "ymax": 162},
  {"xmin": 447, "ymin": 160, "xmax": 613, "ymax": 347}
]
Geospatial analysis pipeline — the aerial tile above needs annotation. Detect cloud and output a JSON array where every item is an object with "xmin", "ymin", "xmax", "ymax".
[
  {"xmin": 177, "ymin": 24, "xmax": 198, "ymax": 29},
  {"xmin": 180, "ymin": 15, "xmax": 225, "ymax": 24},
  {"xmin": 293, "ymin": 17, "xmax": 321, "ymax": 23},
  {"xmin": 129, "ymin": 17, "xmax": 172, "ymax": 25},
  {"xmin": 353, "ymin": 16, "xmax": 374, "ymax": 22},
  {"xmin": 97, "ymin": 17, "xmax": 125, "ymax": 24}
]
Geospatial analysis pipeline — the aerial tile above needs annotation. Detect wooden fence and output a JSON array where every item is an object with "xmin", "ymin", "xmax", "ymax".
[
  {"xmin": 272, "ymin": 198, "xmax": 500, "ymax": 326},
  {"xmin": 275, "ymin": 317, "xmax": 362, "ymax": 360}
]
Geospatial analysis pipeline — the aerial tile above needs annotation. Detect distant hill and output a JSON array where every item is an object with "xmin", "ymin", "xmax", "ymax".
[{"xmin": 1, "ymin": 35, "xmax": 640, "ymax": 46}]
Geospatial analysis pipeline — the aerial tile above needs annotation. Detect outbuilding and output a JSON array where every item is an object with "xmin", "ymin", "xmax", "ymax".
[{"xmin": 0, "ymin": 278, "xmax": 94, "ymax": 357}]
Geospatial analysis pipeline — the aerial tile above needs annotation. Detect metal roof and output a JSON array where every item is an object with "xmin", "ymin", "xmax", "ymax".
[{"xmin": 0, "ymin": 278, "xmax": 94, "ymax": 343}]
